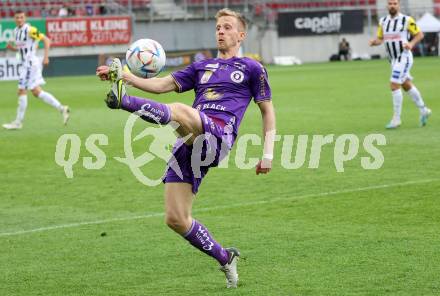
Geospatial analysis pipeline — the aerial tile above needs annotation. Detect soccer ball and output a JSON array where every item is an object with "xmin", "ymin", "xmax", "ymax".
[{"xmin": 125, "ymin": 39, "xmax": 166, "ymax": 78}]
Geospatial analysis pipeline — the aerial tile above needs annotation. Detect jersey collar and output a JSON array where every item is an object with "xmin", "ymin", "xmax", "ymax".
[{"xmin": 388, "ymin": 12, "xmax": 402, "ymax": 19}]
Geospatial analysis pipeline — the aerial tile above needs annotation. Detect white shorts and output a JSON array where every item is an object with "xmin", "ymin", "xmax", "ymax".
[
  {"xmin": 18, "ymin": 58, "xmax": 46, "ymax": 90},
  {"xmin": 390, "ymin": 51, "xmax": 413, "ymax": 84}
]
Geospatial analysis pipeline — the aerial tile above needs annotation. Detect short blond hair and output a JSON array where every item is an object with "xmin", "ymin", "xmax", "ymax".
[{"xmin": 215, "ymin": 8, "xmax": 247, "ymax": 31}]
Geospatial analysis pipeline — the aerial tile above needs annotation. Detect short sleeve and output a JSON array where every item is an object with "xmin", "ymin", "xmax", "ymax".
[
  {"xmin": 376, "ymin": 18, "xmax": 384, "ymax": 39},
  {"xmin": 408, "ymin": 17, "xmax": 420, "ymax": 35},
  {"xmin": 376, "ymin": 25, "xmax": 383, "ymax": 39},
  {"xmin": 171, "ymin": 64, "xmax": 196, "ymax": 93},
  {"xmin": 250, "ymin": 62, "xmax": 271, "ymax": 103},
  {"xmin": 29, "ymin": 26, "xmax": 44, "ymax": 41}
]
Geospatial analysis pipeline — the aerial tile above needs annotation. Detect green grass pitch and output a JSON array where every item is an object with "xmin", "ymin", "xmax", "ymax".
[{"xmin": 0, "ymin": 58, "xmax": 439, "ymax": 295}]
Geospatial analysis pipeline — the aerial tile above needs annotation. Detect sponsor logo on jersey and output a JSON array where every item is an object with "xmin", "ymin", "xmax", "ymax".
[
  {"xmin": 205, "ymin": 63, "xmax": 219, "ymax": 69},
  {"xmin": 230, "ymin": 70, "xmax": 244, "ymax": 83},
  {"xmin": 200, "ymin": 70, "xmax": 213, "ymax": 84},
  {"xmin": 201, "ymin": 103, "xmax": 226, "ymax": 111},
  {"xmin": 384, "ymin": 34, "xmax": 402, "ymax": 41},
  {"xmin": 233, "ymin": 62, "xmax": 246, "ymax": 71},
  {"xmin": 203, "ymin": 88, "xmax": 222, "ymax": 100}
]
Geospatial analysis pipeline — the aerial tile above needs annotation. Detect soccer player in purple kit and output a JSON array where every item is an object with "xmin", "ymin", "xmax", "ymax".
[{"xmin": 96, "ymin": 8, "xmax": 276, "ymax": 288}]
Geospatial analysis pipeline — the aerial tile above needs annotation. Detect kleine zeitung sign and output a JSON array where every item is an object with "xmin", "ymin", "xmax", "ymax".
[{"xmin": 46, "ymin": 16, "xmax": 131, "ymax": 47}]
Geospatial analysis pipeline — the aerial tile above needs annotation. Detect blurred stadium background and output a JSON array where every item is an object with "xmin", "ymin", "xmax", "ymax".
[{"xmin": 1, "ymin": 1, "xmax": 440, "ymax": 295}]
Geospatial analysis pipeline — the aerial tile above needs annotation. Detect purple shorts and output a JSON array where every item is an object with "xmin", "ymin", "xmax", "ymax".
[{"xmin": 163, "ymin": 111, "xmax": 235, "ymax": 194}]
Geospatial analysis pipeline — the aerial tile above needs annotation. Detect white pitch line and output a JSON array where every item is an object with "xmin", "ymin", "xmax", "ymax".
[{"xmin": 0, "ymin": 178, "xmax": 438, "ymax": 238}]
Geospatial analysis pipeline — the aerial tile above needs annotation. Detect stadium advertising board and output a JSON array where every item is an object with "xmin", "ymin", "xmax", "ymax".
[
  {"xmin": 0, "ymin": 19, "xmax": 46, "ymax": 49},
  {"xmin": 0, "ymin": 58, "xmax": 22, "ymax": 81},
  {"xmin": 46, "ymin": 16, "xmax": 131, "ymax": 47},
  {"xmin": 277, "ymin": 10, "xmax": 364, "ymax": 37},
  {"xmin": 166, "ymin": 50, "xmax": 215, "ymax": 67}
]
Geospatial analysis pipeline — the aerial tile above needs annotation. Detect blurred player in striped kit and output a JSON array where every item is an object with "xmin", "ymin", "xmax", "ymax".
[
  {"xmin": 3, "ymin": 11, "xmax": 70, "ymax": 130},
  {"xmin": 369, "ymin": 0, "xmax": 432, "ymax": 129}
]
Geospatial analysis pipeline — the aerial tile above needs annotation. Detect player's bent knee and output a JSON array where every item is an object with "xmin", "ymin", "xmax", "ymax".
[
  {"xmin": 390, "ymin": 83, "xmax": 401, "ymax": 91},
  {"xmin": 402, "ymin": 81, "xmax": 413, "ymax": 91},
  {"xmin": 165, "ymin": 213, "xmax": 191, "ymax": 234},
  {"xmin": 167, "ymin": 103, "xmax": 203, "ymax": 139},
  {"xmin": 168, "ymin": 103, "xmax": 191, "ymax": 121},
  {"xmin": 31, "ymin": 89, "xmax": 41, "ymax": 97}
]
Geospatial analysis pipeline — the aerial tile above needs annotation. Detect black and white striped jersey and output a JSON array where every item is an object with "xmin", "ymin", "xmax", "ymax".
[
  {"xmin": 377, "ymin": 13, "xmax": 421, "ymax": 62},
  {"xmin": 14, "ymin": 23, "xmax": 44, "ymax": 63}
]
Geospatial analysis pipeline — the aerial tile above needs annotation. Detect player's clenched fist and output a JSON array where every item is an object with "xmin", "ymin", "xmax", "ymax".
[
  {"xmin": 96, "ymin": 66, "xmax": 110, "ymax": 81},
  {"xmin": 256, "ymin": 158, "xmax": 272, "ymax": 175}
]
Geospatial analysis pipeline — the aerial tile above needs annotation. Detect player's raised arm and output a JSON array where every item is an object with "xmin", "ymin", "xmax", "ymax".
[
  {"xmin": 96, "ymin": 65, "xmax": 177, "ymax": 94},
  {"xmin": 123, "ymin": 72, "xmax": 177, "ymax": 94},
  {"xmin": 256, "ymin": 100, "xmax": 276, "ymax": 175}
]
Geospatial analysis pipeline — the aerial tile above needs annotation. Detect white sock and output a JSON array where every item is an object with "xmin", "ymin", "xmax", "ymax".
[
  {"xmin": 38, "ymin": 91, "xmax": 63, "ymax": 112},
  {"xmin": 406, "ymin": 86, "xmax": 426, "ymax": 113},
  {"xmin": 391, "ymin": 89, "xmax": 403, "ymax": 121},
  {"xmin": 15, "ymin": 95, "xmax": 28, "ymax": 123}
]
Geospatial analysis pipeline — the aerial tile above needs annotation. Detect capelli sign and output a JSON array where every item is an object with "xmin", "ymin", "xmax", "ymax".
[
  {"xmin": 278, "ymin": 10, "xmax": 364, "ymax": 37},
  {"xmin": 295, "ymin": 12, "xmax": 342, "ymax": 34}
]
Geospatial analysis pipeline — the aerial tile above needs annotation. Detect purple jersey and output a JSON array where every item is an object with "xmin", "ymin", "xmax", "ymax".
[{"xmin": 171, "ymin": 57, "xmax": 272, "ymax": 135}]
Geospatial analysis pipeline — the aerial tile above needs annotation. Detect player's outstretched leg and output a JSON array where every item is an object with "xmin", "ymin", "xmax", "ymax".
[
  {"xmin": 32, "ymin": 87, "xmax": 70, "ymax": 125},
  {"xmin": 165, "ymin": 183, "xmax": 240, "ymax": 288},
  {"xmin": 2, "ymin": 94, "xmax": 27, "ymax": 130},
  {"xmin": 106, "ymin": 79, "xmax": 171, "ymax": 125},
  {"xmin": 405, "ymin": 85, "xmax": 431, "ymax": 127},
  {"xmin": 105, "ymin": 58, "xmax": 171, "ymax": 125}
]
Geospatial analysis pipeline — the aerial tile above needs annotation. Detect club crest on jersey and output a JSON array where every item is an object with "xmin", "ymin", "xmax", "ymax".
[{"xmin": 230, "ymin": 70, "xmax": 244, "ymax": 83}]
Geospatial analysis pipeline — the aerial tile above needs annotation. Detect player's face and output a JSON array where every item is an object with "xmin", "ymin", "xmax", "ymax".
[
  {"xmin": 387, "ymin": 0, "xmax": 400, "ymax": 16},
  {"xmin": 216, "ymin": 16, "xmax": 245, "ymax": 52},
  {"xmin": 14, "ymin": 13, "xmax": 26, "ymax": 27}
]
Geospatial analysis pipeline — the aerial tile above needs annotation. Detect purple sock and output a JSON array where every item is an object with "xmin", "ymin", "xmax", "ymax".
[
  {"xmin": 121, "ymin": 95, "xmax": 171, "ymax": 125},
  {"xmin": 183, "ymin": 219, "xmax": 229, "ymax": 266}
]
